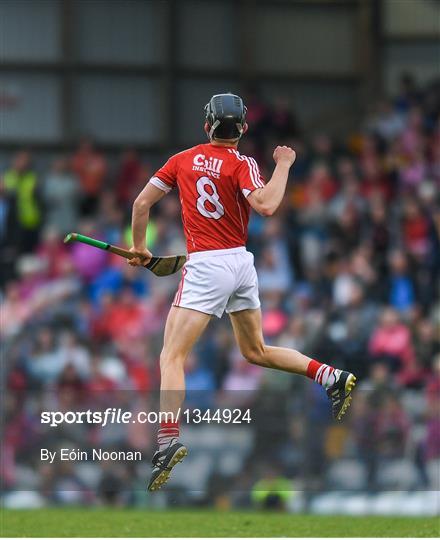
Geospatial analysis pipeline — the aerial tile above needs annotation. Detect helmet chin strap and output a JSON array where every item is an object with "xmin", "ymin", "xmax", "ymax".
[
  {"xmin": 208, "ymin": 120, "xmax": 221, "ymax": 140},
  {"xmin": 235, "ymin": 123, "xmax": 244, "ymax": 137}
]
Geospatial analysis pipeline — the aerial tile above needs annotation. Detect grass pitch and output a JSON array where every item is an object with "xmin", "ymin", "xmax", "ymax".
[{"xmin": 1, "ymin": 509, "xmax": 439, "ymax": 537}]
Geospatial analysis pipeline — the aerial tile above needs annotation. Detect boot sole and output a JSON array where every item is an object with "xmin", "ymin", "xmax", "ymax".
[
  {"xmin": 148, "ymin": 446, "xmax": 188, "ymax": 492},
  {"xmin": 336, "ymin": 373, "xmax": 357, "ymax": 420}
]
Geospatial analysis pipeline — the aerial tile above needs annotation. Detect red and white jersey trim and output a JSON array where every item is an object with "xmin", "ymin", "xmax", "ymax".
[
  {"xmin": 228, "ymin": 149, "xmax": 265, "ymax": 193},
  {"xmin": 150, "ymin": 176, "xmax": 172, "ymax": 193}
]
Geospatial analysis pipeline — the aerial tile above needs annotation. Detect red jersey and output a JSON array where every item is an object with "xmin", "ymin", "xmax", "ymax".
[{"xmin": 150, "ymin": 143, "xmax": 265, "ymax": 253}]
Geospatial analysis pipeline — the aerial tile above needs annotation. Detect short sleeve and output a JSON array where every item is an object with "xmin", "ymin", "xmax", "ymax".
[
  {"xmin": 149, "ymin": 154, "xmax": 178, "ymax": 193},
  {"xmin": 234, "ymin": 156, "xmax": 265, "ymax": 198}
]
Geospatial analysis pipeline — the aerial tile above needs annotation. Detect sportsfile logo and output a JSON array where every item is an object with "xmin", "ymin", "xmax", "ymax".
[
  {"xmin": 40, "ymin": 407, "xmax": 252, "ymax": 427},
  {"xmin": 192, "ymin": 154, "xmax": 223, "ymax": 178}
]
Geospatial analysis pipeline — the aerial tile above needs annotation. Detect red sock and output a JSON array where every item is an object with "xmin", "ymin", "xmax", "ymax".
[
  {"xmin": 307, "ymin": 359, "xmax": 340, "ymax": 390},
  {"xmin": 306, "ymin": 359, "xmax": 322, "ymax": 379},
  {"xmin": 157, "ymin": 421, "xmax": 179, "ymax": 451}
]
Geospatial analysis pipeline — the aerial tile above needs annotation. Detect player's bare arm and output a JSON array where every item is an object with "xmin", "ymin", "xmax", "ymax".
[
  {"xmin": 247, "ymin": 145, "xmax": 296, "ymax": 217},
  {"xmin": 129, "ymin": 183, "xmax": 166, "ymax": 266}
]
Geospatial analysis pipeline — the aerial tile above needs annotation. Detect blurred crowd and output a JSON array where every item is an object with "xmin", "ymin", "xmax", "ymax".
[{"xmin": 1, "ymin": 74, "xmax": 439, "ymax": 507}]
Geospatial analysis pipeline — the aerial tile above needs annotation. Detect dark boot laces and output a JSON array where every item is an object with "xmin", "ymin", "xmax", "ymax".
[{"xmin": 152, "ymin": 450, "xmax": 172, "ymax": 471}]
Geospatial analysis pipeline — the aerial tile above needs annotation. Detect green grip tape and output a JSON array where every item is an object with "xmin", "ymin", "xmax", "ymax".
[{"xmin": 65, "ymin": 233, "xmax": 110, "ymax": 251}]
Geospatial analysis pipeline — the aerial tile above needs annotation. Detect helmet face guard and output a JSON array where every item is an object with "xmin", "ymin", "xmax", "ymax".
[{"xmin": 204, "ymin": 93, "xmax": 247, "ymax": 140}]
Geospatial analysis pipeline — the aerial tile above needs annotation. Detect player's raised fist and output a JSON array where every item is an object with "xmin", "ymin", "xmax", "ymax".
[
  {"xmin": 273, "ymin": 145, "xmax": 296, "ymax": 167},
  {"xmin": 128, "ymin": 246, "xmax": 153, "ymax": 267}
]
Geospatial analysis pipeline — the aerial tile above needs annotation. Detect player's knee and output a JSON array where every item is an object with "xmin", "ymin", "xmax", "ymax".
[
  {"xmin": 160, "ymin": 350, "xmax": 182, "ymax": 371},
  {"xmin": 242, "ymin": 343, "xmax": 266, "ymax": 366}
]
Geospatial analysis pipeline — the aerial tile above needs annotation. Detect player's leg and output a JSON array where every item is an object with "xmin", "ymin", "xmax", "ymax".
[
  {"xmin": 160, "ymin": 305, "xmax": 211, "ymax": 416},
  {"xmin": 229, "ymin": 308, "xmax": 356, "ymax": 419},
  {"xmin": 154, "ymin": 252, "xmax": 234, "ymax": 463},
  {"xmin": 149, "ymin": 305, "xmax": 211, "ymax": 491},
  {"xmin": 229, "ymin": 308, "xmax": 310, "ymax": 373}
]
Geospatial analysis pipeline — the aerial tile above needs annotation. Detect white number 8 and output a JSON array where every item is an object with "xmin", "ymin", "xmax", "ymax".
[{"xmin": 196, "ymin": 176, "xmax": 225, "ymax": 220}]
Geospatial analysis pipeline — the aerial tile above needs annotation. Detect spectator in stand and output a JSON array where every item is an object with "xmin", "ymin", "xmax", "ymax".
[
  {"xmin": 243, "ymin": 86, "xmax": 270, "ymax": 149},
  {"xmin": 43, "ymin": 157, "xmax": 80, "ymax": 234},
  {"xmin": 369, "ymin": 307, "xmax": 422, "ymax": 387},
  {"xmin": 428, "ymin": 128, "xmax": 440, "ymax": 182},
  {"xmin": 426, "ymin": 354, "xmax": 440, "ymax": 406},
  {"xmin": 399, "ymin": 149, "xmax": 428, "ymax": 191},
  {"xmin": 89, "ymin": 255, "xmax": 147, "ymax": 307},
  {"xmin": 97, "ymin": 191, "xmax": 126, "ymax": 245},
  {"xmin": 305, "ymin": 163, "xmax": 337, "ymax": 203},
  {"xmin": 400, "ymin": 198, "xmax": 431, "ymax": 260},
  {"xmin": 350, "ymin": 247, "xmax": 378, "ymax": 299},
  {"xmin": 70, "ymin": 220, "xmax": 109, "ymax": 282},
  {"xmin": 222, "ymin": 347, "xmax": 263, "ymax": 394},
  {"xmin": 115, "ymin": 149, "xmax": 146, "ymax": 209},
  {"xmin": 413, "ymin": 318, "xmax": 439, "ymax": 374},
  {"xmin": 57, "ymin": 330, "xmax": 91, "ymax": 379},
  {"xmin": 4, "ymin": 151, "xmax": 42, "ymax": 253},
  {"xmin": 0, "ymin": 176, "xmax": 20, "ymax": 283},
  {"xmin": 270, "ymin": 96, "xmax": 299, "ymax": 140},
  {"xmin": 423, "ymin": 390, "xmax": 440, "ymax": 489},
  {"xmin": 122, "ymin": 338, "xmax": 154, "ymax": 392},
  {"xmin": 16, "ymin": 254, "xmax": 48, "ymax": 302},
  {"xmin": 36, "ymin": 227, "xmax": 71, "ymax": 280},
  {"xmin": 360, "ymin": 155, "xmax": 393, "ymax": 202},
  {"xmin": 0, "ymin": 281, "xmax": 31, "ymax": 339},
  {"xmin": 26, "ymin": 327, "xmax": 62, "ymax": 386},
  {"xmin": 329, "ymin": 204, "xmax": 362, "ymax": 257},
  {"xmin": 329, "ymin": 158, "xmax": 365, "ymax": 219},
  {"xmin": 251, "ymin": 467, "xmax": 293, "ymax": 511},
  {"xmin": 349, "ymin": 390, "xmax": 379, "ymax": 489},
  {"xmin": 71, "ymin": 138, "xmax": 108, "ymax": 216},
  {"xmin": 387, "ymin": 250, "xmax": 416, "ymax": 313},
  {"xmin": 86, "ymin": 352, "xmax": 118, "ymax": 393},
  {"xmin": 296, "ymin": 187, "xmax": 330, "ymax": 272},
  {"xmin": 262, "ymin": 300, "xmax": 288, "ymax": 340},
  {"xmin": 368, "ymin": 99, "xmax": 405, "ymax": 142},
  {"xmin": 92, "ymin": 287, "xmax": 147, "ymax": 343},
  {"xmin": 57, "ymin": 363, "xmax": 86, "ymax": 407},
  {"xmin": 257, "ymin": 245, "xmax": 292, "ymax": 295},
  {"xmin": 185, "ymin": 352, "xmax": 216, "ymax": 410},
  {"xmin": 365, "ymin": 197, "xmax": 391, "ymax": 274},
  {"xmin": 277, "ymin": 316, "xmax": 308, "ymax": 354},
  {"xmin": 329, "ymin": 280, "xmax": 378, "ymax": 377},
  {"xmin": 400, "ymin": 106, "xmax": 425, "ymax": 157},
  {"xmin": 364, "ymin": 362, "xmax": 398, "ymax": 407},
  {"xmin": 375, "ymin": 394, "xmax": 410, "ymax": 459},
  {"xmin": 310, "ymin": 133, "xmax": 335, "ymax": 170},
  {"xmin": 394, "ymin": 73, "xmax": 422, "ymax": 114},
  {"xmin": 332, "ymin": 258, "xmax": 357, "ymax": 308}
]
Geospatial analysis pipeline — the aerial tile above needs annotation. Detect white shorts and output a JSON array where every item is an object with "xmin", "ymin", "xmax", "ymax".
[{"xmin": 173, "ymin": 247, "xmax": 260, "ymax": 318}]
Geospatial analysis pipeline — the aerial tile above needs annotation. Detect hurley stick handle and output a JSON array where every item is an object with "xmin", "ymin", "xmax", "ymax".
[
  {"xmin": 64, "ymin": 233, "xmax": 138, "ymax": 260},
  {"xmin": 64, "ymin": 232, "xmax": 186, "ymax": 276}
]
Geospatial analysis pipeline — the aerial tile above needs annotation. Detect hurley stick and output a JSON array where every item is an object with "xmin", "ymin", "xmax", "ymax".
[{"xmin": 64, "ymin": 233, "xmax": 186, "ymax": 277}]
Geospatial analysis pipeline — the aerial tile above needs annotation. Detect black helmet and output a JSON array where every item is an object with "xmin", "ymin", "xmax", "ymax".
[{"xmin": 204, "ymin": 93, "xmax": 247, "ymax": 140}]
